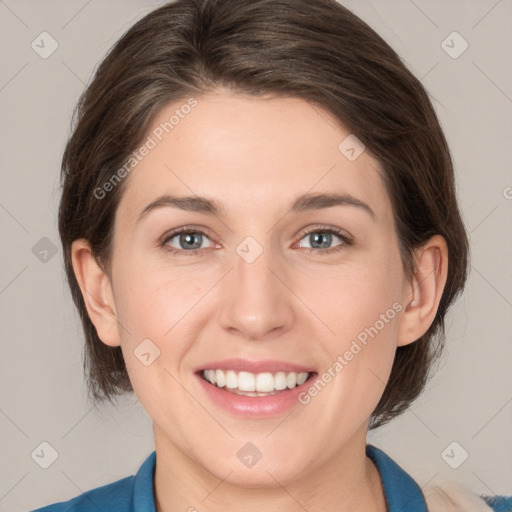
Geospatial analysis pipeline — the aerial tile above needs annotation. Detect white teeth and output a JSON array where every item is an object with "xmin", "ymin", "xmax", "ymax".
[
  {"xmin": 274, "ymin": 371, "xmax": 288, "ymax": 390},
  {"xmin": 202, "ymin": 369, "xmax": 311, "ymax": 393},
  {"xmin": 297, "ymin": 372, "xmax": 308, "ymax": 385},
  {"xmin": 225, "ymin": 370, "xmax": 237, "ymax": 389},
  {"xmin": 286, "ymin": 372, "xmax": 296, "ymax": 389},
  {"xmin": 256, "ymin": 372, "xmax": 275, "ymax": 392},
  {"xmin": 238, "ymin": 371, "xmax": 255, "ymax": 391}
]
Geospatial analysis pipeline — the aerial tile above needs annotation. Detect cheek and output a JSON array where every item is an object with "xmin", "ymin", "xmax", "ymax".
[
  {"xmin": 112, "ymin": 253, "xmax": 206, "ymax": 339},
  {"xmin": 111, "ymin": 258, "xmax": 214, "ymax": 404},
  {"xmin": 111, "ymin": 262, "xmax": 201, "ymax": 413},
  {"xmin": 312, "ymin": 246, "xmax": 404, "ymax": 394},
  {"xmin": 316, "ymin": 255, "xmax": 403, "ymax": 343}
]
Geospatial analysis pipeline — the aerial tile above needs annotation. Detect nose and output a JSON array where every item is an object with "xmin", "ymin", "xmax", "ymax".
[{"xmin": 217, "ymin": 243, "xmax": 295, "ymax": 342}]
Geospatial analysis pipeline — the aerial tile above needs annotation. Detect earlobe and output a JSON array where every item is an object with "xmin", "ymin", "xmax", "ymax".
[
  {"xmin": 396, "ymin": 235, "xmax": 449, "ymax": 347},
  {"xmin": 71, "ymin": 239, "xmax": 121, "ymax": 347}
]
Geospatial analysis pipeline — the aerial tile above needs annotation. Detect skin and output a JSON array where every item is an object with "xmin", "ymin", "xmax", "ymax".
[{"xmin": 72, "ymin": 88, "xmax": 448, "ymax": 512}]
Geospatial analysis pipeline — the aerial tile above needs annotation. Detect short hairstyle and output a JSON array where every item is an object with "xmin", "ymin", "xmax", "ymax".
[{"xmin": 59, "ymin": 0, "xmax": 470, "ymax": 429}]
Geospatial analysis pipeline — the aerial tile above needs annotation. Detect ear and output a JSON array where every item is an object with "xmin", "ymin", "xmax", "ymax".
[
  {"xmin": 71, "ymin": 239, "xmax": 121, "ymax": 347},
  {"xmin": 396, "ymin": 235, "xmax": 449, "ymax": 347}
]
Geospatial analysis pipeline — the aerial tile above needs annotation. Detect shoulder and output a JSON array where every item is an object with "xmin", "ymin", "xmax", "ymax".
[
  {"xmin": 482, "ymin": 495, "xmax": 512, "ymax": 512},
  {"xmin": 366, "ymin": 444, "xmax": 429, "ymax": 510},
  {"xmin": 367, "ymin": 445, "xmax": 511, "ymax": 512},
  {"xmin": 422, "ymin": 480, "xmax": 512, "ymax": 512},
  {"xmin": 28, "ymin": 475, "xmax": 134, "ymax": 512},
  {"xmin": 28, "ymin": 451, "xmax": 157, "ymax": 512}
]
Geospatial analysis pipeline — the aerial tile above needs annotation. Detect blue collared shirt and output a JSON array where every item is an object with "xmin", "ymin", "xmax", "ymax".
[{"xmin": 30, "ymin": 445, "xmax": 511, "ymax": 511}]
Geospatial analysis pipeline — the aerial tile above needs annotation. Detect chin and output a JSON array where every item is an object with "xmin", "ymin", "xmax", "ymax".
[
  {"xmin": 203, "ymin": 456, "xmax": 307, "ymax": 489},
  {"xmin": 223, "ymin": 468, "xmax": 299, "ymax": 489}
]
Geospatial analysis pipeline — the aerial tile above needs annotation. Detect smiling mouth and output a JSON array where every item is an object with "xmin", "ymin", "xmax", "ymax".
[{"xmin": 199, "ymin": 369, "xmax": 316, "ymax": 396}]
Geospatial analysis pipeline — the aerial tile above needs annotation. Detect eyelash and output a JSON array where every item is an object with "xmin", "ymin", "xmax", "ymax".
[{"xmin": 160, "ymin": 225, "xmax": 353, "ymax": 256}]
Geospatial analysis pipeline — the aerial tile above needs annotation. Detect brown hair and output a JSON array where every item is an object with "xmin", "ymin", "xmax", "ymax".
[{"xmin": 59, "ymin": 0, "xmax": 469, "ymax": 428}]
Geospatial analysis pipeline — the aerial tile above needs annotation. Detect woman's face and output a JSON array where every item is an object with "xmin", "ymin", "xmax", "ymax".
[{"xmin": 104, "ymin": 90, "xmax": 413, "ymax": 485}]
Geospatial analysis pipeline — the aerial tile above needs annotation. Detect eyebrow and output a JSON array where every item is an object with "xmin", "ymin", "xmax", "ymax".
[{"xmin": 136, "ymin": 191, "xmax": 376, "ymax": 223}]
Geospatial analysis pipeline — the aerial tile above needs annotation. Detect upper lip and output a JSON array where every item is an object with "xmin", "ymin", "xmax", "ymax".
[{"xmin": 195, "ymin": 358, "xmax": 316, "ymax": 374}]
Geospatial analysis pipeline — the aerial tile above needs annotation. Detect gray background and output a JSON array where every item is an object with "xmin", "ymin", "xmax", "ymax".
[{"xmin": 0, "ymin": 1, "xmax": 511, "ymax": 510}]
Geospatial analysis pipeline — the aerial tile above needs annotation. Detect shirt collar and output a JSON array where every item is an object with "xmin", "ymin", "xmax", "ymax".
[
  {"xmin": 366, "ymin": 444, "xmax": 428, "ymax": 511},
  {"xmin": 131, "ymin": 446, "xmax": 428, "ymax": 512},
  {"xmin": 131, "ymin": 451, "xmax": 157, "ymax": 512}
]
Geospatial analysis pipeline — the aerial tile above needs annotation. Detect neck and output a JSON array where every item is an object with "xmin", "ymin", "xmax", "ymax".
[{"xmin": 153, "ymin": 424, "xmax": 387, "ymax": 512}]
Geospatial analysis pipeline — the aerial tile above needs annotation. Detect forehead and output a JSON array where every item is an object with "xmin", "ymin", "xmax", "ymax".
[{"xmin": 117, "ymin": 91, "xmax": 391, "ymax": 225}]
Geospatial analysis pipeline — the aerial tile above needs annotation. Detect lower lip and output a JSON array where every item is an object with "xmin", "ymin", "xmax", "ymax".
[{"xmin": 195, "ymin": 372, "xmax": 317, "ymax": 418}]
